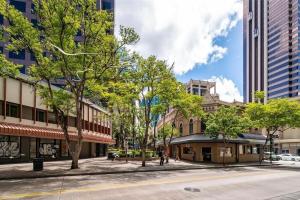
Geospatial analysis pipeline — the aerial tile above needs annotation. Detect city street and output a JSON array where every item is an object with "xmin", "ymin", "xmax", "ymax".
[{"xmin": 0, "ymin": 166, "xmax": 299, "ymax": 200}]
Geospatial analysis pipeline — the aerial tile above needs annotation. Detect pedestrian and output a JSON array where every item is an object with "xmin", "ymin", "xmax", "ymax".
[
  {"xmin": 193, "ymin": 151, "xmax": 196, "ymax": 162},
  {"xmin": 159, "ymin": 150, "xmax": 164, "ymax": 166}
]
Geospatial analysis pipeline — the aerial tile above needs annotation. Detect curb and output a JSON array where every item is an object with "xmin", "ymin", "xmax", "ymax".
[{"xmin": 0, "ymin": 164, "xmax": 281, "ymax": 181}]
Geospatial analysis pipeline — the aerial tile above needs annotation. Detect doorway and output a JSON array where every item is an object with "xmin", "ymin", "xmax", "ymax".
[{"xmin": 202, "ymin": 147, "xmax": 211, "ymax": 162}]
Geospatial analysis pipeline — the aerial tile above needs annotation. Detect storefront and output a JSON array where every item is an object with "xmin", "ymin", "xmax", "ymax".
[{"xmin": 170, "ymin": 133, "xmax": 266, "ymax": 164}]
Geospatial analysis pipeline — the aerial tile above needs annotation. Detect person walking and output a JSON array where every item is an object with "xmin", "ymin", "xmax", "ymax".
[{"xmin": 159, "ymin": 150, "xmax": 164, "ymax": 166}]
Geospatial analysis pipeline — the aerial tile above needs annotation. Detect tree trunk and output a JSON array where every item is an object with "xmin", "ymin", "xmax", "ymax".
[
  {"xmin": 259, "ymin": 131, "xmax": 270, "ymax": 165},
  {"xmin": 71, "ymin": 142, "xmax": 82, "ymax": 169},
  {"xmin": 141, "ymin": 147, "xmax": 146, "ymax": 167}
]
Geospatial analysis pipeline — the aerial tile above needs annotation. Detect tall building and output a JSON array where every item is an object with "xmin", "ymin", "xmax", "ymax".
[
  {"xmin": 0, "ymin": 0, "xmax": 114, "ymax": 76},
  {"xmin": 243, "ymin": 0, "xmax": 268, "ymax": 103}
]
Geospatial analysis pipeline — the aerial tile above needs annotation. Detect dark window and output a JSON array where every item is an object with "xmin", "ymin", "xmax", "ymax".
[
  {"xmin": 189, "ymin": 119, "xmax": 193, "ymax": 135},
  {"xmin": 200, "ymin": 121, "xmax": 206, "ymax": 133},
  {"xmin": 183, "ymin": 147, "xmax": 193, "ymax": 154},
  {"xmin": 0, "ymin": 46, "xmax": 3, "ymax": 54},
  {"xmin": 6, "ymin": 102, "xmax": 19, "ymax": 118},
  {"xmin": 0, "ymin": 14, "xmax": 3, "ymax": 24},
  {"xmin": 102, "ymin": 1, "xmax": 112, "ymax": 10},
  {"xmin": 9, "ymin": 50, "xmax": 25, "ymax": 60},
  {"xmin": 179, "ymin": 123, "xmax": 183, "ymax": 136},
  {"xmin": 22, "ymin": 105, "xmax": 33, "ymax": 120},
  {"xmin": 30, "ymin": 53, "xmax": 36, "ymax": 61},
  {"xmin": 20, "ymin": 65, "xmax": 26, "ymax": 74},
  {"xmin": 31, "ymin": 3, "xmax": 35, "ymax": 14},
  {"xmin": 10, "ymin": 0, "xmax": 26, "ymax": 13},
  {"xmin": 31, "ymin": 19, "xmax": 38, "ymax": 28},
  {"xmin": 36, "ymin": 109, "xmax": 45, "ymax": 122},
  {"xmin": 48, "ymin": 112, "xmax": 56, "ymax": 124}
]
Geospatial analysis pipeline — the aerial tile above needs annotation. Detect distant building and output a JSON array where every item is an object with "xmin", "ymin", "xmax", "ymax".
[
  {"xmin": 157, "ymin": 79, "xmax": 265, "ymax": 164},
  {"xmin": 243, "ymin": 0, "xmax": 300, "ymax": 156}
]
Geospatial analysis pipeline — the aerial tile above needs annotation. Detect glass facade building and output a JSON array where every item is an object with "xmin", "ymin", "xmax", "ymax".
[
  {"xmin": 244, "ymin": 0, "xmax": 300, "ymax": 101},
  {"xmin": 243, "ymin": 0, "xmax": 268, "ymax": 103}
]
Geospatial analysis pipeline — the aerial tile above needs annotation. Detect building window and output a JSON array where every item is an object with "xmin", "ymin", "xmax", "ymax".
[
  {"xmin": 22, "ymin": 105, "xmax": 33, "ymax": 120},
  {"xmin": 179, "ymin": 123, "xmax": 183, "ymax": 136},
  {"xmin": 189, "ymin": 119, "xmax": 193, "ymax": 135},
  {"xmin": 183, "ymin": 147, "xmax": 193, "ymax": 154},
  {"xmin": 20, "ymin": 65, "xmax": 26, "ymax": 74},
  {"xmin": 246, "ymin": 145, "xmax": 252, "ymax": 154},
  {"xmin": 9, "ymin": 50, "xmax": 25, "ymax": 60},
  {"xmin": 6, "ymin": 102, "xmax": 19, "ymax": 118},
  {"xmin": 220, "ymin": 147, "xmax": 232, "ymax": 157},
  {"xmin": 0, "ymin": 136, "xmax": 20, "ymax": 158},
  {"xmin": 200, "ymin": 120, "xmax": 206, "ymax": 133},
  {"xmin": 31, "ymin": 3, "xmax": 35, "ymax": 14},
  {"xmin": 10, "ymin": 0, "xmax": 26, "ymax": 13},
  {"xmin": 239, "ymin": 145, "xmax": 244, "ymax": 155},
  {"xmin": 47, "ymin": 112, "xmax": 56, "ymax": 124},
  {"xmin": 102, "ymin": 0, "xmax": 112, "ymax": 10},
  {"xmin": 36, "ymin": 109, "xmax": 45, "ymax": 122},
  {"xmin": 0, "ymin": 46, "xmax": 3, "ymax": 54},
  {"xmin": 0, "ymin": 14, "xmax": 3, "ymax": 25},
  {"xmin": 31, "ymin": 19, "xmax": 38, "ymax": 28},
  {"xmin": 69, "ymin": 117, "xmax": 76, "ymax": 127}
]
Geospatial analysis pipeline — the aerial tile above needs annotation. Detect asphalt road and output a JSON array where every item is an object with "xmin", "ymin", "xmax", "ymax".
[{"xmin": 0, "ymin": 166, "xmax": 299, "ymax": 200}]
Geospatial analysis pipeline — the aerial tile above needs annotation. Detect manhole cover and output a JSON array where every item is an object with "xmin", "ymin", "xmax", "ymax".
[{"xmin": 184, "ymin": 187, "xmax": 201, "ymax": 192}]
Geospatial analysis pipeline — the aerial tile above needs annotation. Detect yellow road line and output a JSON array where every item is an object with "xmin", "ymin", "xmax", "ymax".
[{"xmin": 0, "ymin": 171, "xmax": 293, "ymax": 199}]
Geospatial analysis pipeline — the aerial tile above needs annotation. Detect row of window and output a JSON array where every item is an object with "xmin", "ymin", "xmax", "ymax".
[
  {"xmin": 178, "ymin": 119, "xmax": 206, "ymax": 136},
  {"xmin": 268, "ymin": 79, "xmax": 299, "ymax": 91},
  {"xmin": 0, "ymin": 101, "xmax": 110, "ymax": 134}
]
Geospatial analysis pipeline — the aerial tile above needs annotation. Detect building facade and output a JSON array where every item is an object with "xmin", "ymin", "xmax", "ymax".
[
  {"xmin": 157, "ymin": 80, "xmax": 265, "ymax": 164},
  {"xmin": 243, "ymin": 0, "xmax": 268, "ymax": 103},
  {"xmin": 244, "ymin": 0, "xmax": 300, "ymax": 156},
  {"xmin": 0, "ymin": 76, "xmax": 114, "ymax": 163}
]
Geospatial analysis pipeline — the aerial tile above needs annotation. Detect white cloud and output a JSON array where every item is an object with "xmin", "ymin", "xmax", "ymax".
[
  {"xmin": 115, "ymin": 0, "xmax": 242, "ymax": 74},
  {"xmin": 208, "ymin": 76, "xmax": 243, "ymax": 102}
]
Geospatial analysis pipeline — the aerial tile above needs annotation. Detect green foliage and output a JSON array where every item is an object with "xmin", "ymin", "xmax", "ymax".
[
  {"xmin": 254, "ymin": 91, "xmax": 265, "ymax": 102},
  {"xmin": 205, "ymin": 106, "xmax": 248, "ymax": 140},
  {"xmin": 0, "ymin": 55, "xmax": 21, "ymax": 77},
  {"xmin": 245, "ymin": 98, "xmax": 300, "ymax": 134}
]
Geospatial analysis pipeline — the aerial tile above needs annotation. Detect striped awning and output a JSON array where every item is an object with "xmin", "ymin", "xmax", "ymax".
[{"xmin": 0, "ymin": 122, "xmax": 115, "ymax": 145}]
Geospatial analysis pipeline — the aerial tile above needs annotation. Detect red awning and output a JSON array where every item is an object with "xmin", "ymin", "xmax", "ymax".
[{"xmin": 0, "ymin": 122, "xmax": 115, "ymax": 145}]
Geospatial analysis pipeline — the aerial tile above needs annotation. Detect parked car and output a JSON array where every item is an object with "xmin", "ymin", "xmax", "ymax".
[
  {"xmin": 263, "ymin": 152, "xmax": 280, "ymax": 161},
  {"xmin": 280, "ymin": 154, "xmax": 296, "ymax": 161}
]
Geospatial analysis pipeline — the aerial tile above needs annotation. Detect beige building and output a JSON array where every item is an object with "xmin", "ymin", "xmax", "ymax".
[
  {"xmin": 157, "ymin": 79, "xmax": 265, "ymax": 164},
  {"xmin": 0, "ymin": 76, "xmax": 114, "ymax": 163}
]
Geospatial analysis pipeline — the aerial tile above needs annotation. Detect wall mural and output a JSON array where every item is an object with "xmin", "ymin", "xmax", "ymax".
[{"xmin": 0, "ymin": 142, "xmax": 20, "ymax": 158}]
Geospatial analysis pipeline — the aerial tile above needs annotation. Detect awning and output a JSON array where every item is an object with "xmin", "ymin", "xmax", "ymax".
[
  {"xmin": 0, "ymin": 122, "xmax": 115, "ymax": 145},
  {"xmin": 170, "ymin": 133, "xmax": 266, "ymax": 145}
]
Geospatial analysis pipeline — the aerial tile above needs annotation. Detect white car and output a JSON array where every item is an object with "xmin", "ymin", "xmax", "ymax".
[{"xmin": 281, "ymin": 154, "xmax": 297, "ymax": 161}]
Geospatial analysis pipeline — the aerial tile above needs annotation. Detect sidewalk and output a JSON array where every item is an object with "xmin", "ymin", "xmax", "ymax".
[{"xmin": 0, "ymin": 157, "xmax": 278, "ymax": 180}]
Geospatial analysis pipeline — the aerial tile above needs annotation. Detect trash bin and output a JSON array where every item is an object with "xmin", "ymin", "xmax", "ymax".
[{"xmin": 33, "ymin": 158, "xmax": 44, "ymax": 171}]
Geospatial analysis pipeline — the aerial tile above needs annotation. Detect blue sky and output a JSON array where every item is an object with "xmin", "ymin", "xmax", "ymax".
[
  {"xmin": 116, "ymin": 0, "xmax": 243, "ymax": 102},
  {"xmin": 176, "ymin": 21, "xmax": 243, "ymax": 94}
]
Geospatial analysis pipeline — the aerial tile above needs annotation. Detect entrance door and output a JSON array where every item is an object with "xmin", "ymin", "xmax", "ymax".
[
  {"xmin": 297, "ymin": 149, "xmax": 300, "ymax": 156},
  {"xmin": 202, "ymin": 147, "xmax": 211, "ymax": 162}
]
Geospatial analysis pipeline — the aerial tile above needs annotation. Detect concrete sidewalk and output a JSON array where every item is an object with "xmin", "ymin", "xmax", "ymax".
[{"xmin": 0, "ymin": 158, "xmax": 278, "ymax": 180}]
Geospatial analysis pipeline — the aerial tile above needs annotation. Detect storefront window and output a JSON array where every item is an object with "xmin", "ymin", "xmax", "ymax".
[
  {"xmin": 183, "ymin": 147, "xmax": 193, "ymax": 154},
  {"xmin": 39, "ymin": 139, "xmax": 59, "ymax": 158},
  {"xmin": 252, "ymin": 146, "xmax": 258, "ymax": 154},
  {"xmin": 246, "ymin": 145, "xmax": 252, "ymax": 154},
  {"xmin": 220, "ymin": 147, "xmax": 232, "ymax": 157},
  {"xmin": 239, "ymin": 145, "xmax": 244, "ymax": 154},
  {"xmin": 30, "ymin": 138, "xmax": 36, "ymax": 159},
  {"xmin": 0, "ymin": 136, "xmax": 20, "ymax": 158}
]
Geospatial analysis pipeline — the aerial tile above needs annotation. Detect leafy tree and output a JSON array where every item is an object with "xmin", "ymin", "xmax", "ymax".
[
  {"xmin": 133, "ymin": 55, "xmax": 173, "ymax": 167},
  {"xmin": 205, "ymin": 106, "xmax": 248, "ymax": 165},
  {"xmin": 245, "ymin": 91, "xmax": 300, "ymax": 163},
  {"xmin": 0, "ymin": 0, "xmax": 139, "ymax": 169}
]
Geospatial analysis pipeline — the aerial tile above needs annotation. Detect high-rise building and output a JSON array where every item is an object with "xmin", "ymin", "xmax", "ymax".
[
  {"xmin": 244, "ymin": 0, "xmax": 300, "ymax": 102},
  {"xmin": 243, "ymin": 0, "xmax": 268, "ymax": 103},
  {"xmin": 0, "ymin": 0, "xmax": 114, "ymax": 75}
]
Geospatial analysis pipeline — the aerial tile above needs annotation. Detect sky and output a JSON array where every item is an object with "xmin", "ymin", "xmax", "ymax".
[{"xmin": 115, "ymin": 0, "xmax": 243, "ymax": 102}]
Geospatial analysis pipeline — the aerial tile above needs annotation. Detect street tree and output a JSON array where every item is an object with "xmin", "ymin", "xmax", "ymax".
[
  {"xmin": 205, "ymin": 106, "xmax": 248, "ymax": 166},
  {"xmin": 245, "ymin": 91, "xmax": 300, "ymax": 163},
  {"xmin": 134, "ymin": 55, "xmax": 173, "ymax": 167},
  {"xmin": 0, "ymin": 0, "xmax": 139, "ymax": 169}
]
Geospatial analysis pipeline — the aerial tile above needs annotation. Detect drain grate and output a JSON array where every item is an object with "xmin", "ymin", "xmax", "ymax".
[{"xmin": 184, "ymin": 187, "xmax": 201, "ymax": 192}]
